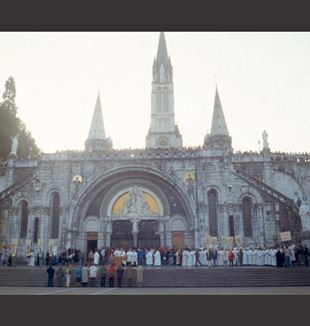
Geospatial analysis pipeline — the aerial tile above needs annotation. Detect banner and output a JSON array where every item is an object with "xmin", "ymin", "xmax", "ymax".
[
  {"xmin": 235, "ymin": 235, "xmax": 242, "ymax": 248},
  {"xmin": 37, "ymin": 239, "xmax": 44, "ymax": 253},
  {"xmin": 222, "ymin": 236, "xmax": 234, "ymax": 250},
  {"xmin": 205, "ymin": 236, "xmax": 218, "ymax": 248},
  {"xmin": 48, "ymin": 239, "xmax": 58, "ymax": 255},
  {"xmin": 25, "ymin": 239, "xmax": 32, "ymax": 256},
  {"xmin": 11, "ymin": 239, "xmax": 18, "ymax": 257},
  {"xmin": 280, "ymin": 231, "xmax": 291, "ymax": 242}
]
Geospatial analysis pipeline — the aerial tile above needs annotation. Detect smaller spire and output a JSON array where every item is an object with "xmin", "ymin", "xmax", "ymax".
[
  {"xmin": 87, "ymin": 92, "xmax": 106, "ymax": 140},
  {"xmin": 210, "ymin": 86, "xmax": 229, "ymax": 136},
  {"xmin": 85, "ymin": 92, "xmax": 113, "ymax": 152}
]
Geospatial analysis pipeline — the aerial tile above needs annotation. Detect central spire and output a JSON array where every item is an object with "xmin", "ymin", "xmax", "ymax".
[
  {"xmin": 156, "ymin": 32, "xmax": 169, "ymax": 63},
  {"xmin": 146, "ymin": 32, "xmax": 182, "ymax": 148}
]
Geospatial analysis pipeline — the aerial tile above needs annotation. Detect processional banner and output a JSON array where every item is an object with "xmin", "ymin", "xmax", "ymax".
[
  {"xmin": 25, "ymin": 239, "xmax": 32, "ymax": 256},
  {"xmin": 222, "ymin": 236, "xmax": 234, "ymax": 249},
  {"xmin": 11, "ymin": 239, "xmax": 18, "ymax": 257},
  {"xmin": 37, "ymin": 239, "xmax": 44, "ymax": 253},
  {"xmin": 205, "ymin": 236, "xmax": 218, "ymax": 248}
]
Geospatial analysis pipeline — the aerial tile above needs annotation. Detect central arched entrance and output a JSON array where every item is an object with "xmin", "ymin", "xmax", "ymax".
[{"xmin": 72, "ymin": 166, "xmax": 195, "ymax": 251}]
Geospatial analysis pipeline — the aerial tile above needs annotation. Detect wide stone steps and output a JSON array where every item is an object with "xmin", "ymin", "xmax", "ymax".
[{"xmin": 0, "ymin": 266, "xmax": 309, "ymax": 288}]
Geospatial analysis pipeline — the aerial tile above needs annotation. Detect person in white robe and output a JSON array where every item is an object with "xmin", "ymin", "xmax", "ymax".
[
  {"xmin": 28, "ymin": 250, "xmax": 35, "ymax": 267},
  {"xmin": 120, "ymin": 249, "xmax": 126, "ymax": 266},
  {"xmin": 126, "ymin": 250, "xmax": 133, "ymax": 266},
  {"xmin": 243, "ymin": 249, "xmax": 248, "ymax": 266},
  {"xmin": 271, "ymin": 247, "xmax": 277, "ymax": 267},
  {"xmin": 182, "ymin": 249, "xmax": 188, "ymax": 267},
  {"xmin": 187, "ymin": 249, "xmax": 194, "ymax": 267},
  {"xmin": 257, "ymin": 249, "xmax": 263, "ymax": 266},
  {"xmin": 289, "ymin": 244, "xmax": 296, "ymax": 266},
  {"xmin": 146, "ymin": 250, "xmax": 153, "ymax": 266},
  {"xmin": 153, "ymin": 250, "xmax": 161, "ymax": 266},
  {"xmin": 132, "ymin": 250, "xmax": 138, "ymax": 266},
  {"xmin": 94, "ymin": 250, "xmax": 100, "ymax": 265},
  {"xmin": 233, "ymin": 247, "xmax": 238, "ymax": 266},
  {"xmin": 199, "ymin": 248, "xmax": 207, "ymax": 266},
  {"xmin": 251, "ymin": 248, "xmax": 257, "ymax": 266}
]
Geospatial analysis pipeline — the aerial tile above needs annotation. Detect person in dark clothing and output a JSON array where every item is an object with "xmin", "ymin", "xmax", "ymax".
[
  {"xmin": 56, "ymin": 267, "xmax": 65, "ymax": 287},
  {"xmin": 45, "ymin": 252, "xmax": 50, "ymax": 266},
  {"xmin": 36, "ymin": 253, "xmax": 40, "ymax": 267},
  {"xmin": 108, "ymin": 264, "xmax": 116, "ymax": 287},
  {"xmin": 99, "ymin": 265, "xmax": 107, "ymax": 287},
  {"xmin": 116, "ymin": 265, "xmax": 125, "ymax": 287},
  {"xmin": 47, "ymin": 265, "xmax": 55, "ymax": 287},
  {"xmin": 7, "ymin": 255, "xmax": 12, "ymax": 267},
  {"xmin": 238, "ymin": 249, "xmax": 243, "ymax": 266},
  {"xmin": 276, "ymin": 248, "xmax": 282, "ymax": 267},
  {"xmin": 126, "ymin": 264, "xmax": 135, "ymax": 287},
  {"xmin": 195, "ymin": 249, "xmax": 202, "ymax": 266},
  {"xmin": 304, "ymin": 245, "xmax": 309, "ymax": 266}
]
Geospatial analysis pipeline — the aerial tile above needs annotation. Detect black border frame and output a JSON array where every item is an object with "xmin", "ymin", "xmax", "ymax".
[{"xmin": 1, "ymin": 1, "xmax": 310, "ymax": 326}]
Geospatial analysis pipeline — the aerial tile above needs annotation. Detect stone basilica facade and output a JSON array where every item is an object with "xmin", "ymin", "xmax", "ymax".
[{"xmin": 1, "ymin": 33, "xmax": 310, "ymax": 256}]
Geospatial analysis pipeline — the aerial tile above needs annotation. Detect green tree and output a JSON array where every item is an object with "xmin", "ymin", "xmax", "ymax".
[{"xmin": 0, "ymin": 76, "xmax": 41, "ymax": 160}]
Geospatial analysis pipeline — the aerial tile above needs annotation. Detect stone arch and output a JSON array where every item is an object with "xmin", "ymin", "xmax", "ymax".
[{"xmin": 70, "ymin": 166, "xmax": 195, "ymax": 235}]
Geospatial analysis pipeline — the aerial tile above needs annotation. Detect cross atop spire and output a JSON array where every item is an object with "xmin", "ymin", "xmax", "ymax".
[{"xmin": 210, "ymin": 86, "xmax": 230, "ymax": 137}]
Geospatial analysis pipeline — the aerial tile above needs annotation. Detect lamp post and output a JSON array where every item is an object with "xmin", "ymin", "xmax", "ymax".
[{"xmin": 72, "ymin": 175, "xmax": 83, "ymax": 192}]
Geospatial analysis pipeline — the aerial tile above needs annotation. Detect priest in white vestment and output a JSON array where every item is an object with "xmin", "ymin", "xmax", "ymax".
[
  {"xmin": 94, "ymin": 250, "xmax": 100, "ymax": 265},
  {"xmin": 146, "ymin": 250, "xmax": 153, "ymax": 266},
  {"xmin": 182, "ymin": 249, "xmax": 188, "ymax": 267},
  {"xmin": 153, "ymin": 250, "xmax": 161, "ymax": 266}
]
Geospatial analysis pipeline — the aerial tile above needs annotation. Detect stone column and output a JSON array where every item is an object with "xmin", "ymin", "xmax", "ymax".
[{"xmin": 105, "ymin": 219, "xmax": 112, "ymax": 247}]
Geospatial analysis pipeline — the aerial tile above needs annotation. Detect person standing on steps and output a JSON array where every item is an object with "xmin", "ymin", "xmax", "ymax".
[
  {"xmin": 116, "ymin": 264, "xmax": 125, "ymax": 287},
  {"xmin": 108, "ymin": 263, "xmax": 116, "ymax": 287},
  {"xmin": 47, "ymin": 264, "xmax": 55, "ymax": 287},
  {"xmin": 89, "ymin": 263, "xmax": 98, "ymax": 287},
  {"xmin": 136, "ymin": 265, "xmax": 144, "ymax": 288},
  {"xmin": 81, "ymin": 264, "xmax": 89, "ymax": 287},
  {"xmin": 56, "ymin": 267, "xmax": 65, "ymax": 287},
  {"xmin": 65, "ymin": 264, "xmax": 72, "ymax": 287}
]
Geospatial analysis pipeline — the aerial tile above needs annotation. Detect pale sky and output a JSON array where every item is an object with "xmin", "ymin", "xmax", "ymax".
[{"xmin": 0, "ymin": 32, "xmax": 309, "ymax": 153}]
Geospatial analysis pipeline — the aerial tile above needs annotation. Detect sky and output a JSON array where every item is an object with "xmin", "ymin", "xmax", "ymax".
[{"xmin": 0, "ymin": 32, "xmax": 309, "ymax": 154}]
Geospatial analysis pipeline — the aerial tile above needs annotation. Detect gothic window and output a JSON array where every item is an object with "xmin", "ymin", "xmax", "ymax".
[
  {"xmin": 229, "ymin": 215, "xmax": 235, "ymax": 237},
  {"xmin": 19, "ymin": 200, "xmax": 28, "ymax": 239},
  {"xmin": 208, "ymin": 189, "xmax": 218, "ymax": 237},
  {"xmin": 50, "ymin": 192, "xmax": 60, "ymax": 239},
  {"xmin": 242, "ymin": 197, "xmax": 253, "ymax": 237},
  {"xmin": 33, "ymin": 217, "xmax": 39, "ymax": 243}
]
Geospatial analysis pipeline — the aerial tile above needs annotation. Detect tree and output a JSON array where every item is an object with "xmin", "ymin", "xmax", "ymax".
[{"xmin": 0, "ymin": 76, "xmax": 41, "ymax": 160}]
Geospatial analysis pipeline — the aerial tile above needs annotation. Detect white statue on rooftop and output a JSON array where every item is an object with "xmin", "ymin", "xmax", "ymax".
[
  {"xmin": 262, "ymin": 130, "xmax": 269, "ymax": 150},
  {"xmin": 10, "ymin": 134, "xmax": 18, "ymax": 156}
]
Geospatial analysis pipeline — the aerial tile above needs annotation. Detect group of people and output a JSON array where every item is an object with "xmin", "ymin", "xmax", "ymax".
[
  {"xmin": 46, "ymin": 261, "xmax": 144, "ymax": 288},
  {"xmin": 85, "ymin": 242, "xmax": 309, "ymax": 268}
]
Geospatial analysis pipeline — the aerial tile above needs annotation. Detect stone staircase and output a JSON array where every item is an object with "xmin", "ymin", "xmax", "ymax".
[
  {"xmin": 0, "ymin": 266, "xmax": 309, "ymax": 288},
  {"xmin": 234, "ymin": 171, "xmax": 299, "ymax": 214},
  {"xmin": 0, "ymin": 173, "xmax": 37, "ymax": 204}
]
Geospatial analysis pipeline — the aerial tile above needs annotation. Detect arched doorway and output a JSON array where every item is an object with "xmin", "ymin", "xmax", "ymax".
[
  {"xmin": 137, "ymin": 220, "xmax": 160, "ymax": 249},
  {"xmin": 111, "ymin": 220, "xmax": 133, "ymax": 249}
]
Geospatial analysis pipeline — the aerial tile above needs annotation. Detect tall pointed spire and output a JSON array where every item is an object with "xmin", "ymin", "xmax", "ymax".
[
  {"xmin": 85, "ymin": 92, "xmax": 112, "ymax": 152},
  {"xmin": 156, "ymin": 32, "xmax": 169, "ymax": 63},
  {"xmin": 210, "ymin": 86, "xmax": 229, "ymax": 136},
  {"xmin": 204, "ymin": 86, "xmax": 232, "ymax": 153},
  {"xmin": 146, "ymin": 32, "xmax": 182, "ymax": 148}
]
